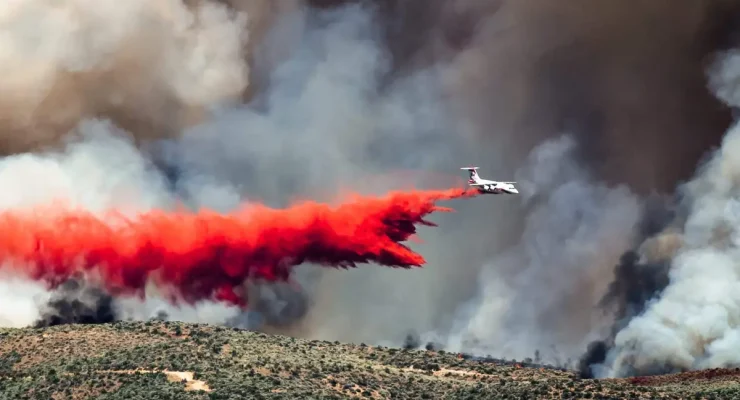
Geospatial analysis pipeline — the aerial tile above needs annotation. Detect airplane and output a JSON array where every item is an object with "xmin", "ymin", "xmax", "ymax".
[{"xmin": 460, "ymin": 166, "xmax": 519, "ymax": 194}]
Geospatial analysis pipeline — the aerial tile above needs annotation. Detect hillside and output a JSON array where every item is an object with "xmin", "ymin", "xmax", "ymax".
[{"xmin": 1, "ymin": 322, "xmax": 739, "ymax": 399}]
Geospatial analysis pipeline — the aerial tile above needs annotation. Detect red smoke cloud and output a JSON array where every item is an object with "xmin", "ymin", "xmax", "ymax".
[{"xmin": 0, "ymin": 188, "xmax": 478, "ymax": 307}]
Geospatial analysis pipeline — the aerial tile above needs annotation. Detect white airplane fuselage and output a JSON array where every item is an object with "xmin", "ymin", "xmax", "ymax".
[{"xmin": 470, "ymin": 178, "xmax": 518, "ymax": 194}]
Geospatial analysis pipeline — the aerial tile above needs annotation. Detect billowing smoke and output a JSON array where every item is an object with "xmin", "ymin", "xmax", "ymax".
[
  {"xmin": 0, "ymin": 0, "xmax": 258, "ymax": 154},
  {"xmin": 33, "ymin": 278, "xmax": 116, "ymax": 328},
  {"xmin": 579, "ymin": 49, "xmax": 740, "ymax": 378},
  {"xmin": 3, "ymin": 0, "xmax": 740, "ymax": 380}
]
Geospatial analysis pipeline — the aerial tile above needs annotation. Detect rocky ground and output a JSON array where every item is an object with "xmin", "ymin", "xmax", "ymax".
[{"xmin": 1, "ymin": 321, "xmax": 739, "ymax": 399}]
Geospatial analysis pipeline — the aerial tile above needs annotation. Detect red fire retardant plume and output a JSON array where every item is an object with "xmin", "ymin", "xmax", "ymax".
[{"xmin": 0, "ymin": 188, "xmax": 478, "ymax": 306}]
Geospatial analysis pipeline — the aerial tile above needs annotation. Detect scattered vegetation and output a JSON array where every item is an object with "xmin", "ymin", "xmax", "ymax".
[{"xmin": 1, "ymin": 321, "xmax": 738, "ymax": 399}]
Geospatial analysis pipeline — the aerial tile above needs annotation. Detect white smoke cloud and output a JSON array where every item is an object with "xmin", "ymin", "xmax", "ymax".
[
  {"xmin": 0, "ymin": 275, "xmax": 50, "ymax": 328},
  {"xmin": 116, "ymin": 293, "xmax": 243, "ymax": 326},
  {"xmin": 0, "ymin": 120, "xmax": 174, "ymax": 212},
  {"xmin": 597, "ymin": 48, "xmax": 740, "ymax": 378}
]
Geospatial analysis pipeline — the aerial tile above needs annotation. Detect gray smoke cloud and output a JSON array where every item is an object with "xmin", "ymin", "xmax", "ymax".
[{"xmin": 2, "ymin": 0, "xmax": 740, "ymax": 380}]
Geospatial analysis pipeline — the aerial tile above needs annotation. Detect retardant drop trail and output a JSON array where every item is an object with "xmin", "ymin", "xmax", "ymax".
[{"xmin": 0, "ymin": 187, "xmax": 479, "ymax": 307}]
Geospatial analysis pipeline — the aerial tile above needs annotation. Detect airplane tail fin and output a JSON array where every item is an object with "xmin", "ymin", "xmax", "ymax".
[{"xmin": 460, "ymin": 166, "xmax": 480, "ymax": 182}]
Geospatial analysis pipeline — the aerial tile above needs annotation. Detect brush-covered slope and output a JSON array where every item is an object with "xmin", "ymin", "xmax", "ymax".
[{"xmin": 1, "ymin": 321, "xmax": 739, "ymax": 399}]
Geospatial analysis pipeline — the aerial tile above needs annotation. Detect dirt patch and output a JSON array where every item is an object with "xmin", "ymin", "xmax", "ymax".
[
  {"xmin": 104, "ymin": 369, "xmax": 211, "ymax": 392},
  {"xmin": 163, "ymin": 371, "xmax": 212, "ymax": 392}
]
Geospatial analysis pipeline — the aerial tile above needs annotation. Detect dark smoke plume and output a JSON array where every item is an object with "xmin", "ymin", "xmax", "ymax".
[
  {"xmin": 32, "ymin": 276, "xmax": 313, "ymax": 330},
  {"xmin": 34, "ymin": 278, "xmax": 116, "ymax": 328},
  {"xmin": 245, "ymin": 282, "xmax": 311, "ymax": 328},
  {"xmin": 577, "ymin": 194, "xmax": 682, "ymax": 377},
  {"xmin": 578, "ymin": 252, "xmax": 672, "ymax": 378}
]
